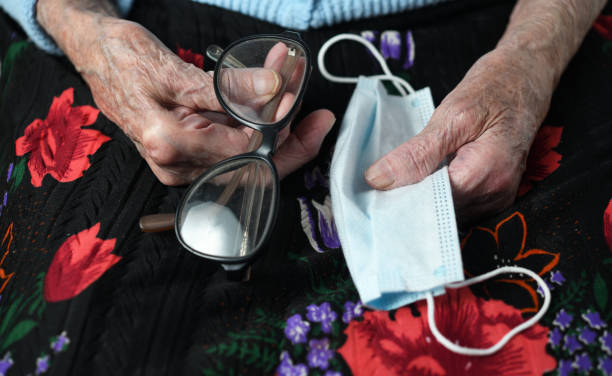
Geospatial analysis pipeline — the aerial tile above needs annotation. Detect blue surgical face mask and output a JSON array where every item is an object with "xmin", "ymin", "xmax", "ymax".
[{"xmin": 318, "ymin": 33, "xmax": 551, "ymax": 356}]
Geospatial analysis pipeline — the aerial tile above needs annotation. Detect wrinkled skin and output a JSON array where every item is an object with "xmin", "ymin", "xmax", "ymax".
[
  {"xmin": 366, "ymin": 48, "xmax": 552, "ymax": 219},
  {"xmin": 37, "ymin": 0, "xmax": 606, "ymax": 220},
  {"xmin": 36, "ymin": 3, "xmax": 335, "ymax": 186},
  {"xmin": 365, "ymin": 0, "xmax": 606, "ymax": 220}
]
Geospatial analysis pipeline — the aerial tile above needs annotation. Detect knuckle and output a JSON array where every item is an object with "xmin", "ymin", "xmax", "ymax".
[{"xmin": 142, "ymin": 131, "xmax": 179, "ymax": 167}]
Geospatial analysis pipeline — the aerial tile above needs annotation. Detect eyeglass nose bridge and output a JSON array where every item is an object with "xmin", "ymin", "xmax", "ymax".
[{"xmin": 252, "ymin": 128, "xmax": 279, "ymax": 158}]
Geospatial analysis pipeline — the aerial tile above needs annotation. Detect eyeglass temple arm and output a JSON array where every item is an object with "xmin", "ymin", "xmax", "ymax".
[{"xmin": 206, "ymin": 45, "xmax": 246, "ymax": 68}]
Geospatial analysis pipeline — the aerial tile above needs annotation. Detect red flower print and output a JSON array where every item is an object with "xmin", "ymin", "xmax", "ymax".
[
  {"xmin": 177, "ymin": 46, "xmax": 204, "ymax": 69},
  {"xmin": 518, "ymin": 126, "xmax": 563, "ymax": 197},
  {"xmin": 15, "ymin": 88, "xmax": 109, "ymax": 187},
  {"xmin": 605, "ymin": 199, "xmax": 612, "ymax": 252},
  {"xmin": 461, "ymin": 212, "xmax": 559, "ymax": 313},
  {"xmin": 594, "ymin": 15, "xmax": 612, "ymax": 40},
  {"xmin": 338, "ymin": 288, "xmax": 555, "ymax": 376},
  {"xmin": 44, "ymin": 223, "xmax": 119, "ymax": 302}
]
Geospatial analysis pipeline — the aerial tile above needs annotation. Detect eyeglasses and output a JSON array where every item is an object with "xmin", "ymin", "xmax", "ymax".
[{"xmin": 139, "ymin": 32, "xmax": 311, "ymax": 277}]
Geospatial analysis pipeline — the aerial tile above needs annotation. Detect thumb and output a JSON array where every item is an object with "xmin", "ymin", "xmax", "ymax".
[
  {"xmin": 217, "ymin": 67, "xmax": 281, "ymax": 108},
  {"xmin": 274, "ymin": 109, "xmax": 335, "ymax": 178},
  {"xmin": 364, "ymin": 111, "xmax": 460, "ymax": 190}
]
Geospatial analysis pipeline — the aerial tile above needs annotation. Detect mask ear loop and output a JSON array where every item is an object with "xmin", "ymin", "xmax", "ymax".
[
  {"xmin": 317, "ymin": 33, "xmax": 416, "ymax": 96},
  {"xmin": 425, "ymin": 265, "xmax": 551, "ymax": 356}
]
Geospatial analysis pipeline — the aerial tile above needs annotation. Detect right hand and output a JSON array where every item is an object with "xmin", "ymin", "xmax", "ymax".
[{"xmin": 37, "ymin": 3, "xmax": 334, "ymax": 185}]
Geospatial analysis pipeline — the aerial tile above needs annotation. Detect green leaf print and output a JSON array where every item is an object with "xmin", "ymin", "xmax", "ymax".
[
  {"xmin": 594, "ymin": 273, "xmax": 608, "ymax": 311},
  {"xmin": 1, "ymin": 319, "xmax": 37, "ymax": 351}
]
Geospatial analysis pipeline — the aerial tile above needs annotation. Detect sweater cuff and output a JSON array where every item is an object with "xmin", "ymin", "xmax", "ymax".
[{"xmin": 0, "ymin": 0, "xmax": 135, "ymax": 55}]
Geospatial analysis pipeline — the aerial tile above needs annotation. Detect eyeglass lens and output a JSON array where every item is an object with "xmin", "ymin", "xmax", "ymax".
[
  {"xmin": 176, "ymin": 158, "xmax": 275, "ymax": 259},
  {"xmin": 216, "ymin": 38, "xmax": 307, "ymax": 125}
]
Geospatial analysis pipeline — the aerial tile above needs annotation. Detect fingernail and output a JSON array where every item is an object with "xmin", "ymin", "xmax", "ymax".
[
  {"xmin": 253, "ymin": 69, "xmax": 280, "ymax": 95},
  {"xmin": 326, "ymin": 115, "xmax": 336, "ymax": 133},
  {"xmin": 365, "ymin": 159, "xmax": 395, "ymax": 189}
]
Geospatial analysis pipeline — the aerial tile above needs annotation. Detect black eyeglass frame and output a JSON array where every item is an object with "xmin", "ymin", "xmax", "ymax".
[{"xmin": 174, "ymin": 31, "xmax": 312, "ymax": 266}]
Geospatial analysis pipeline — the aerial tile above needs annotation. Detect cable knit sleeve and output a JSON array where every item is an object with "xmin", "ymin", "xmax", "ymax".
[{"xmin": 0, "ymin": 0, "xmax": 134, "ymax": 55}]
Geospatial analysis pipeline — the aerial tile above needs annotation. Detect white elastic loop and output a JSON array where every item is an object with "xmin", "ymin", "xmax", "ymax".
[
  {"xmin": 426, "ymin": 266, "xmax": 551, "ymax": 356},
  {"xmin": 317, "ymin": 33, "xmax": 415, "ymax": 96}
]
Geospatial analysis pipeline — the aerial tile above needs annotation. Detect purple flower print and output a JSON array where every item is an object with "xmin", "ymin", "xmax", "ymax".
[
  {"xmin": 563, "ymin": 334, "xmax": 583, "ymax": 353},
  {"xmin": 360, "ymin": 30, "xmax": 377, "ymax": 44},
  {"xmin": 601, "ymin": 331, "xmax": 612, "ymax": 355},
  {"xmin": 324, "ymin": 371, "xmax": 342, "ymax": 376},
  {"xmin": 298, "ymin": 196, "xmax": 340, "ymax": 253},
  {"xmin": 36, "ymin": 354, "xmax": 50, "ymax": 375},
  {"xmin": 307, "ymin": 338, "xmax": 334, "ymax": 370},
  {"xmin": 579, "ymin": 327, "xmax": 597, "ymax": 345},
  {"xmin": 574, "ymin": 353, "xmax": 593, "ymax": 373},
  {"xmin": 277, "ymin": 351, "xmax": 308, "ymax": 376},
  {"xmin": 6, "ymin": 163, "xmax": 13, "ymax": 182},
  {"xmin": 583, "ymin": 310, "xmax": 607, "ymax": 329},
  {"xmin": 380, "ymin": 31, "xmax": 401, "ymax": 60},
  {"xmin": 549, "ymin": 327, "xmax": 563, "ymax": 347},
  {"xmin": 298, "ymin": 197, "xmax": 322, "ymax": 253},
  {"xmin": 403, "ymin": 31, "xmax": 415, "ymax": 69},
  {"xmin": 312, "ymin": 197, "xmax": 340, "ymax": 249},
  {"xmin": 600, "ymin": 356, "xmax": 612, "ymax": 376},
  {"xmin": 0, "ymin": 352, "xmax": 14, "ymax": 376},
  {"xmin": 2, "ymin": 192, "xmax": 6, "ymax": 206},
  {"xmin": 553, "ymin": 309, "xmax": 573, "ymax": 330},
  {"xmin": 558, "ymin": 359, "xmax": 573, "ymax": 376},
  {"xmin": 306, "ymin": 302, "xmax": 337, "ymax": 333},
  {"xmin": 342, "ymin": 301, "xmax": 363, "ymax": 324},
  {"xmin": 285, "ymin": 314, "xmax": 310, "ymax": 344},
  {"xmin": 537, "ymin": 280, "xmax": 554, "ymax": 297},
  {"xmin": 550, "ymin": 270, "xmax": 565, "ymax": 285},
  {"xmin": 50, "ymin": 331, "xmax": 70, "ymax": 353}
]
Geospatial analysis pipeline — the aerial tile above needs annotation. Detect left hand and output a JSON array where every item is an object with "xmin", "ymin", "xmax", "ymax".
[{"xmin": 365, "ymin": 47, "xmax": 554, "ymax": 220}]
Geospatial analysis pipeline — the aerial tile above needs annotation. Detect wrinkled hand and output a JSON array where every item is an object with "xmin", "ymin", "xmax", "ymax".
[
  {"xmin": 365, "ymin": 48, "xmax": 553, "ymax": 220},
  {"xmin": 37, "ymin": 6, "xmax": 334, "ymax": 185}
]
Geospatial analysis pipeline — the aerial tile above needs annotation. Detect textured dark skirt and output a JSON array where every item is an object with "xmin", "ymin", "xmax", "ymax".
[{"xmin": 1, "ymin": 0, "xmax": 612, "ymax": 375}]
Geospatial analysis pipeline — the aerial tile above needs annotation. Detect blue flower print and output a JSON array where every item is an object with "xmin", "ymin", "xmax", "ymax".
[
  {"xmin": 306, "ymin": 302, "xmax": 337, "ymax": 333},
  {"xmin": 0, "ymin": 353, "xmax": 13, "ymax": 376},
  {"xmin": 601, "ymin": 331, "xmax": 612, "ymax": 355},
  {"xmin": 36, "ymin": 354, "xmax": 50, "ymax": 375},
  {"xmin": 553, "ymin": 309, "xmax": 573, "ymax": 330},
  {"xmin": 558, "ymin": 359, "xmax": 573, "ymax": 376},
  {"xmin": 549, "ymin": 327, "xmax": 562, "ymax": 347},
  {"xmin": 600, "ymin": 356, "xmax": 612, "ymax": 376},
  {"xmin": 578, "ymin": 327, "xmax": 597, "ymax": 345},
  {"xmin": 285, "ymin": 314, "xmax": 310, "ymax": 344},
  {"xmin": 307, "ymin": 338, "xmax": 334, "ymax": 370},
  {"xmin": 403, "ymin": 31, "xmax": 415, "ymax": 69},
  {"xmin": 342, "ymin": 301, "xmax": 363, "ymax": 324},
  {"xmin": 6, "ymin": 163, "xmax": 13, "ymax": 182},
  {"xmin": 574, "ymin": 353, "xmax": 593, "ymax": 373},
  {"xmin": 50, "ymin": 331, "xmax": 70, "ymax": 353},
  {"xmin": 550, "ymin": 270, "xmax": 565, "ymax": 285},
  {"xmin": 277, "ymin": 351, "xmax": 308, "ymax": 376},
  {"xmin": 380, "ymin": 31, "xmax": 401, "ymax": 60},
  {"xmin": 583, "ymin": 310, "xmax": 607, "ymax": 329},
  {"xmin": 563, "ymin": 334, "xmax": 583, "ymax": 353},
  {"xmin": 324, "ymin": 371, "xmax": 342, "ymax": 376}
]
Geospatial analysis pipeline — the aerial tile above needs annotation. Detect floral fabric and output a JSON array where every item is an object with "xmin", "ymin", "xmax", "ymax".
[{"xmin": 0, "ymin": 0, "xmax": 611, "ymax": 375}]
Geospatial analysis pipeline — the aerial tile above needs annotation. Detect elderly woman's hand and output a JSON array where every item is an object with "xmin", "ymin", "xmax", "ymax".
[
  {"xmin": 365, "ymin": 0, "xmax": 605, "ymax": 220},
  {"xmin": 365, "ymin": 46, "xmax": 553, "ymax": 219},
  {"xmin": 36, "ymin": 1, "xmax": 335, "ymax": 185}
]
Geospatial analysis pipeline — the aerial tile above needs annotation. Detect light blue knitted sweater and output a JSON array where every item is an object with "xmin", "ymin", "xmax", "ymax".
[{"xmin": 0, "ymin": 0, "xmax": 448, "ymax": 54}]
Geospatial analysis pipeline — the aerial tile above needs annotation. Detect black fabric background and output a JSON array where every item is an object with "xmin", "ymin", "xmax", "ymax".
[{"xmin": 0, "ymin": 0, "xmax": 611, "ymax": 375}]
